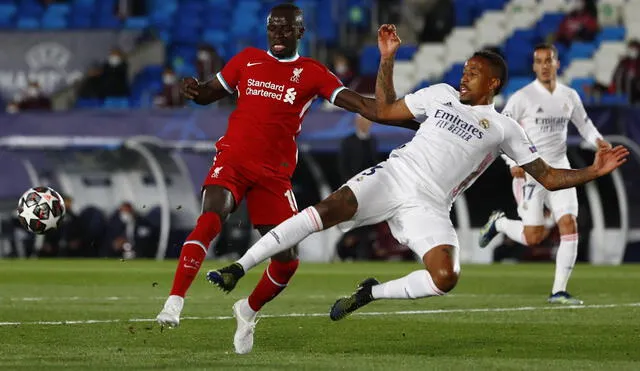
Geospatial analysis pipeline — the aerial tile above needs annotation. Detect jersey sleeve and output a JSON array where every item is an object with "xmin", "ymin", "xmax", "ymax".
[
  {"xmin": 500, "ymin": 153, "xmax": 518, "ymax": 168},
  {"xmin": 569, "ymin": 89, "xmax": 603, "ymax": 148},
  {"xmin": 317, "ymin": 66, "xmax": 346, "ymax": 104},
  {"xmin": 216, "ymin": 49, "xmax": 248, "ymax": 94},
  {"xmin": 500, "ymin": 118, "xmax": 540, "ymax": 166},
  {"xmin": 403, "ymin": 85, "xmax": 440, "ymax": 121},
  {"xmin": 501, "ymin": 92, "xmax": 523, "ymax": 121}
]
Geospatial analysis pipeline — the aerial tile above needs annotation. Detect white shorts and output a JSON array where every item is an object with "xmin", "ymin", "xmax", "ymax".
[
  {"xmin": 337, "ymin": 161, "xmax": 460, "ymax": 272},
  {"xmin": 512, "ymin": 174, "xmax": 578, "ymax": 225}
]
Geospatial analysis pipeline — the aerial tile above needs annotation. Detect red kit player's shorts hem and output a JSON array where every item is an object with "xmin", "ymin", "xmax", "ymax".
[{"xmin": 201, "ymin": 177, "xmax": 243, "ymax": 207}]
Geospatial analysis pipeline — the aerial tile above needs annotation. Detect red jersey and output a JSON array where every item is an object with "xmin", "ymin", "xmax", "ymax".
[{"xmin": 215, "ymin": 47, "xmax": 345, "ymax": 177}]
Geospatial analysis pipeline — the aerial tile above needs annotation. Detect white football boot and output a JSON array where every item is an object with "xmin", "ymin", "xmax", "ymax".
[
  {"xmin": 232, "ymin": 298, "xmax": 259, "ymax": 354},
  {"xmin": 156, "ymin": 295, "xmax": 184, "ymax": 328}
]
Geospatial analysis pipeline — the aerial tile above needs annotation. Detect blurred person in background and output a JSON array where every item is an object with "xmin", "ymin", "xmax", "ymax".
[
  {"xmin": 555, "ymin": 0, "xmax": 598, "ymax": 47},
  {"xmin": 7, "ymin": 81, "xmax": 52, "ymax": 114},
  {"xmin": 417, "ymin": 0, "xmax": 454, "ymax": 43},
  {"xmin": 196, "ymin": 44, "xmax": 224, "ymax": 82},
  {"xmin": 336, "ymin": 114, "xmax": 379, "ymax": 261},
  {"xmin": 77, "ymin": 62, "xmax": 104, "ymax": 100},
  {"xmin": 102, "ymin": 202, "xmax": 155, "ymax": 259},
  {"xmin": 101, "ymin": 47, "xmax": 130, "ymax": 98},
  {"xmin": 115, "ymin": 0, "xmax": 147, "ymax": 19},
  {"xmin": 330, "ymin": 51, "xmax": 355, "ymax": 87},
  {"xmin": 153, "ymin": 67, "xmax": 186, "ymax": 108},
  {"xmin": 608, "ymin": 40, "xmax": 640, "ymax": 103},
  {"xmin": 42, "ymin": 195, "xmax": 84, "ymax": 258}
]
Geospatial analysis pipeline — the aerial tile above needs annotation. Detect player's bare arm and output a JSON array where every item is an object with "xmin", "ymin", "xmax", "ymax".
[
  {"xmin": 180, "ymin": 77, "xmax": 230, "ymax": 105},
  {"xmin": 333, "ymin": 89, "xmax": 420, "ymax": 131},
  {"xmin": 374, "ymin": 24, "xmax": 415, "ymax": 121},
  {"xmin": 521, "ymin": 145, "xmax": 629, "ymax": 191}
]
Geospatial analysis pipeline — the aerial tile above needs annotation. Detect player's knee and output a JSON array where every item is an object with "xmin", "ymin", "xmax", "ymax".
[
  {"xmin": 523, "ymin": 229, "xmax": 546, "ymax": 245},
  {"xmin": 431, "ymin": 267, "xmax": 459, "ymax": 293},
  {"xmin": 557, "ymin": 215, "xmax": 577, "ymax": 235},
  {"xmin": 202, "ymin": 185, "xmax": 235, "ymax": 220},
  {"xmin": 272, "ymin": 247, "xmax": 299, "ymax": 262}
]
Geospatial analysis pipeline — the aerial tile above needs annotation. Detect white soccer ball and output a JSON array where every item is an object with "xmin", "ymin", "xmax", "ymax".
[{"xmin": 16, "ymin": 186, "xmax": 66, "ymax": 235}]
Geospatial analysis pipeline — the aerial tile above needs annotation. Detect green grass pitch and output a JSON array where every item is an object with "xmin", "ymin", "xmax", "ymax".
[{"xmin": 1, "ymin": 260, "xmax": 639, "ymax": 370}]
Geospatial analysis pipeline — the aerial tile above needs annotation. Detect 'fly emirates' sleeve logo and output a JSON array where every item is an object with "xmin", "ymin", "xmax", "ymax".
[{"xmin": 246, "ymin": 78, "xmax": 297, "ymax": 104}]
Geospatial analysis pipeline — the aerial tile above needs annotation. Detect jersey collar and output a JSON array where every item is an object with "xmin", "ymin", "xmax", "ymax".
[
  {"xmin": 267, "ymin": 50, "xmax": 300, "ymax": 62},
  {"xmin": 533, "ymin": 79, "xmax": 557, "ymax": 95}
]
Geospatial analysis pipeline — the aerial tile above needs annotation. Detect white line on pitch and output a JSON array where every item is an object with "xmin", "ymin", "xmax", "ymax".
[{"xmin": 1, "ymin": 302, "xmax": 639, "ymax": 327}]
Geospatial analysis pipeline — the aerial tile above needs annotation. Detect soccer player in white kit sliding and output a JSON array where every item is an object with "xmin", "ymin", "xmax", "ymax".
[
  {"xmin": 206, "ymin": 25, "xmax": 628, "ymax": 325},
  {"xmin": 478, "ymin": 44, "xmax": 612, "ymax": 305}
]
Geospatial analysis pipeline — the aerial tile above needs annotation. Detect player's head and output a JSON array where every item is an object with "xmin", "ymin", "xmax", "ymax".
[
  {"xmin": 267, "ymin": 3, "xmax": 305, "ymax": 59},
  {"xmin": 532, "ymin": 43, "xmax": 559, "ymax": 84},
  {"xmin": 459, "ymin": 50, "xmax": 507, "ymax": 105}
]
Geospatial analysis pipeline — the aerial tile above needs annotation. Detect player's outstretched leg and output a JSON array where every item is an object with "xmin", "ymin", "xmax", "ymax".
[
  {"xmin": 478, "ymin": 210, "xmax": 505, "ymax": 248},
  {"xmin": 156, "ymin": 185, "xmax": 234, "ymax": 328},
  {"xmin": 330, "ymin": 245, "xmax": 459, "ymax": 321},
  {"xmin": 329, "ymin": 278, "xmax": 379, "ymax": 321}
]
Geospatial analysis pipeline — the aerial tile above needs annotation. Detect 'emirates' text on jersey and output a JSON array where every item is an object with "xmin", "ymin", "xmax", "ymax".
[
  {"xmin": 215, "ymin": 47, "xmax": 345, "ymax": 176},
  {"xmin": 389, "ymin": 84, "xmax": 540, "ymax": 207},
  {"xmin": 501, "ymin": 79, "xmax": 602, "ymax": 168}
]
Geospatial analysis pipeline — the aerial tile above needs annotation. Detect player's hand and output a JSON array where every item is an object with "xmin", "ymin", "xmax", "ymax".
[
  {"xmin": 510, "ymin": 166, "xmax": 525, "ymax": 178},
  {"xmin": 591, "ymin": 144, "xmax": 629, "ymax": 176},
  {"xmin": 378, "ymin": 24, "xmax": 401, "ymax": 59},
  {"xmin": 180, "ymin": 77, "xmax": 200, "ymax": 100},
  {"xmin": 596, "ymin": 138, "xmax": 612, "ymax": 151}
]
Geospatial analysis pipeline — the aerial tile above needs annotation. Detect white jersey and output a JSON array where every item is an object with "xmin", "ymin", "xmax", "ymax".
[
  {"xmin": 387, "ymin": 83, "xmax": 539, "ymax": 208},
  {"xmin": 501, "ymin": 79, "xmax": 602, "ymax": 168}
]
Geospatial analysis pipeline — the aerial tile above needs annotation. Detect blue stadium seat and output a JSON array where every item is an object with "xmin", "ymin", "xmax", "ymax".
[
  {"xmin": 45, "ymin": 3, "xmax": 70, "ymax": 15},
  {"xmin": 535, "ymin": 12, "xmax": 564, "ymax": 40},
  {"xmin": 600, "ymin": 93, "xmax": 628, "ymax": 105},
  {"xmin": 103, "ymin": 97, "xmax": 130, "ymax": 109},
  {"xmin": 566, "ymin": 42, "xmax": 597, "ymax": 63},
  {"xmin": 413, "ymin": 80, "xmax": 430, "ymax": 91},
  {"xmin": 503, "ymin": 76, "xmax": 531, "ymax": 97},
  {"xmin": 597, "ymin": 26, "xmax": 625, "ymax": 43},
  {"xmin": 69, "ymin": 14, "xmax": 93, "ymax": 29},
  {"xmin": 17, "ymin": 17, "xmax": 40, "ymax": 29},
  {"xmin": 75, "ymin": 98, "xmax": 103, "ymax": 108},
  {"xmin": 395, "ymin": 45, "xmax": 417, "ymax": 61},
  {"xmin": 124, "ymin": 16, "xmax": 149, "ymax": 29},
  {"xmin": 359, "ymin": 45, "xmax": 380, "ymax": 75},
  {"xmin": 570, "ymin": 77, "xmax": 595, "ymax": 100},
  {"xmin": 41, "ymin": 16, "xmax": 68, "ymax": 30},
  {"xmin": 455, "ymin": 0, "xmax": 474, "ymax": 26},
  {"xmin": 442, "ymin": 63, "xmax": 464, "ymax": 87}
]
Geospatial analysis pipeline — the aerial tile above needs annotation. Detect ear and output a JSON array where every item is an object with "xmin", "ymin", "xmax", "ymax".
[
  {"xmin": 297, "ymin": 26, "xmax": 305, "ymax": 40},
  {"xmin": 555, "ymin": 59, "xmax": 560, "ymax": 70},
  {"xmin": 490, "ymin": 77, "xmax": 501, "ymax": 94}
]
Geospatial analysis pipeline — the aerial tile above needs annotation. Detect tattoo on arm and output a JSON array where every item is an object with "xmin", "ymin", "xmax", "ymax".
[
  {"xmin": 522, "ymin": 158, "xmax": 597, "ymax": 191},
  {"xmin": 376, "ymin": 57, "xmax": 397, "ymax": 106}
]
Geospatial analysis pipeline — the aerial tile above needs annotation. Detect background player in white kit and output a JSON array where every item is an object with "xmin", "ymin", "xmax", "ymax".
[
  {"xmin": 478, "ymin": 44, "xmax": 611, "ymax": 305},
  {"xmin": 206, "ymin": 26, "xmax": 628, "ymax": 325}
]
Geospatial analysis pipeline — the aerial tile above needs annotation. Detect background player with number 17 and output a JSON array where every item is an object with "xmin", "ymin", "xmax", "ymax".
[
  {"xmin": 205, "ymin": 25, "xmax": 629, "ymax": 327},
  {"xmin": 155, "ymin": 3, "xmax": 417, "ymax": 355},
  {"xmin": 478, "ymin": 44, "xmax": 611, "ymax": 305}
]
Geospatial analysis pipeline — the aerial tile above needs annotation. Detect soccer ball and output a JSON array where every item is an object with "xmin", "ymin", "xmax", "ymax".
[{"xmin": 16, "ymin": 186, "xmax": 66, "ymax": 234}]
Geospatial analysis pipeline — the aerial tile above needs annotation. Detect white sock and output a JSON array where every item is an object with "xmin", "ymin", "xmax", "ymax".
[
  {"xmin": 552, "ymin": 233, "xmax": 578, "ymax": 294},
  {"xmin": 237, "ymin": 207, "xmax": 323, "ymax": 271},
  {"xmin": 238, "ymin": 298, "xmax": 257, "ymax": 320},
  {"xmin": 371, "ymin": 270, "xmax": 445, "ymax": 299},
  {"xmin": 495, "ymin": 217, "xmax": 527, "ymax": 245}
]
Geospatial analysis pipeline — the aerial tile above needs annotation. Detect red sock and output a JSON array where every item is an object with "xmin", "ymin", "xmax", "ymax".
[
  {"xmin": 169, "ymin": 212, "xmax": 222, "ymax": 297},
  {"xmin": 247, "ymin": 259, "xmax": 299, "ymax": 311}
]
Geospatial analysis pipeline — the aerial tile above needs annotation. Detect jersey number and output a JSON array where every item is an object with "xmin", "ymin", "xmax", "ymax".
[
  {"xmin": 284, "ymin": 189, "xmax": 298, "ymax": 213},
  {"xmin": 522, "ymin": 184, "xmax": 535, "ymax": 201},
  {"xmin": 361, "ymin": 165, "xmax": 383, "ymax": 176}
]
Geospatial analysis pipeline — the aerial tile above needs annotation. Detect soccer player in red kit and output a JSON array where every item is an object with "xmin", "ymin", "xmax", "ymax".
[{"xmin": 156, "ymin": 3, "xmax": 417, "ymax": 354}]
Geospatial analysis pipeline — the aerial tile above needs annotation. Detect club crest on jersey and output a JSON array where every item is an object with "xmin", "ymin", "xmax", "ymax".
[
  {"xmin": 290, "ymin": 67, "xmax": 303, "ymax": 83},
  {"xmin": 479, "ymin": 118, "xmax": 490, "ymax": 129}
]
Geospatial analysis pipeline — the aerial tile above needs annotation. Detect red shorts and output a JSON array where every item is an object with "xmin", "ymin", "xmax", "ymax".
[{"xmin": 202, "ymin": 151, "xmax": 298, "ymax": 226}]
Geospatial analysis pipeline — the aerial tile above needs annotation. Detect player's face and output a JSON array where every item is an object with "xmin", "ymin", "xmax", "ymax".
[
  {"xmin": 459, "ymin": 56, "xmax": 499, "ymax": 105},
  {"xmin": 266, "ymin": 9, "xmax": 304, "ymax": 58},
  {"xmin": 533, "ymin": 48, "xmax": 559, "ymax": 84}
]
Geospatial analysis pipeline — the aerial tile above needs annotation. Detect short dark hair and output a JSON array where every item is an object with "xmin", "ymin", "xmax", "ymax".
[
  {"xmin": 472, "ymin": 50, "xmax": 508, "ymax": 95},
  {"xmin": 270, "ymin": 3, "xmax": 303, "ymax": 25},
  {"xmin": 533, "ymin": 43, "xmax": 559, "ymax": 59}
]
